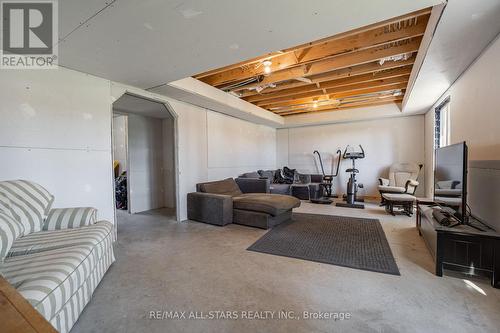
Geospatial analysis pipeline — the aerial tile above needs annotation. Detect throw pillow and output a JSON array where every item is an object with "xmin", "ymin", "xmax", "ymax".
[
  {"xmin": 43, "ymin": 207, "xmax": 97, "ymax": 231},
  {"xmin": 0, "ymin": 180, "xmax": 54, "ymax": 235},
  {"xmin": 282, "ymin": 166, "xmax": 296, "ymax": 184},
  {"xmin": 258, "ymin": 170, "xmax": 275, "ymax": 181}
]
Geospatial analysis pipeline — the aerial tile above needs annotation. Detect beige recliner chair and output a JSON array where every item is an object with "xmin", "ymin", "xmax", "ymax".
[{"xmin": 378, "ymin": 163, "xmax": 422, "ymax": 203}]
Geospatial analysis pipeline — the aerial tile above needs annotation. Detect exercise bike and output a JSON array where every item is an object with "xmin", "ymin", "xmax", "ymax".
[
  {"xmin": 311, "ymin": 149, "xmax": 341, "ymax": 204},
  {"xmin": 336, "ymin": 145, "xmax": 365, "ymax": 209}
]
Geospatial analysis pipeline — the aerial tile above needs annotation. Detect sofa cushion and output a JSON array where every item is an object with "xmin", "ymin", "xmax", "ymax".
[
  {"xmin": 0, "ymin": 180, "xmax": 54, "ymax": 235},
  {"xmin": 0, "ymin": 192, "xmax": 14, "ymax": 219},
  {"xmin": 270, "ymin": 183, "xmax": 291, "ymax": 195},
  {"xmin": 378, "ymin": 185, "xmax": 406, "ymax": 193},
  {"xmin": 0, "ymin": 221, "xmax": 114, "ymax": 320},
  {"xmin": 0, "ymin": 205, "xmax": 25, "ymax": 262},
  {"xmin": 233, "ymin": 193, "xmax": 300, "ymax": 216},
  {"xmin": 241, "ymin": 172, "xmax": 260, "ymax": 178},
  {"xmin": 7, "ymin": 221, "xmax": 112, "ymax": 258},
  {"xmin": 382, "ymin": 193, "xmax": 416, "ymax": 202},
  {"xmin": 199, "ymin": 178, "xmax": 242, "ymax": 197},
  {"xmin": 43, "ymin": 207, "xmax": 97, "ymax": 231}
]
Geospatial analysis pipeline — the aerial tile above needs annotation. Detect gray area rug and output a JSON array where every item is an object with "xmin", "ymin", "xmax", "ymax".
[{"xmin": 247, "ymin": 213, "xmax": 400, "ymax": 275}]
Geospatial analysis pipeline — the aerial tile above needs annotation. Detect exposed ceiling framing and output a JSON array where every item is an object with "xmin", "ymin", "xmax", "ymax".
[{"xmin": 194, "ymin": 7, "xmax": 433, "ymax": 116}]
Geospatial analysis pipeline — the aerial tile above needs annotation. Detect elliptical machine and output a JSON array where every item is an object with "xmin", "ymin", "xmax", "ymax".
[
  {"xmin": 311, "ymin": 149, "xmax": 342, "ymax": 204},
  {"xmin": 336, "ymin": 145, "xmax": 365, "ymax": 209}
]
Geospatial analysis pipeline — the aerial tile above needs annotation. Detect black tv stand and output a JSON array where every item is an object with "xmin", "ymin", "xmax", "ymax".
[{"xmin": 417, "ymin": 203, "xmax": 500, "ymax": 288}]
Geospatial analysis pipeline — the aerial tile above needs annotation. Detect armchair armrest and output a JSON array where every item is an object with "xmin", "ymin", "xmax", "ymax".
[
  {"xmin": 405, "ymin": 179, "xmax": 420, "ymax": 194},
  {"xmin": 187, "ymin": 192, "xmax": 233, "ymax": 226},
  {"xmin": 235, "ymin": 177, "xmax": 270, "ymax": 193},
  {"xmin": 378, "ymin": 178, "xmax": 390, "ymax": 186},
  {"xmin": 43, "ymin": 207, "xmax": 97, "ymax": 231}
]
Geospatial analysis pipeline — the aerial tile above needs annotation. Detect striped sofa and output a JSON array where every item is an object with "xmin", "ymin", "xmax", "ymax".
[{"xmin": 0, "ymin": 180, "xmax": 115, "ymax": 333}]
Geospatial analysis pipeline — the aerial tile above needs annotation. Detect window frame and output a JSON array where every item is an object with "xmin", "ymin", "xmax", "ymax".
[{"xmin": 434, "ymin": 96, "xmax": 451, "ymax": 148}]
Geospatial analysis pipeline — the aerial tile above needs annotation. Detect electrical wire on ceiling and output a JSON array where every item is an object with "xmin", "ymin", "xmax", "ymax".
[{"xmin": 220, "ymin": 76, "xmax": 262, "ymax": 92}]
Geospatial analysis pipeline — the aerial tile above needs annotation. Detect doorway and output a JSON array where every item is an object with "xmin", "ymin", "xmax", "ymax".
[{"xmin": 111, "ymin": 93, "xmax": 178, "ymax": 223}]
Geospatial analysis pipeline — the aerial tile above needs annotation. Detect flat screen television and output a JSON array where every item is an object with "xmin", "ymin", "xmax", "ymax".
[{"xmin": 434, "ymin": 142, "xmax": 468, "ymax": 223}]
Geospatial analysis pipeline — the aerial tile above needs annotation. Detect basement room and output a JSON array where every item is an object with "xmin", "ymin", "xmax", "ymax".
[{"xmin": 0, "ymin": 1, "xmax": 499, "ymax": 333}]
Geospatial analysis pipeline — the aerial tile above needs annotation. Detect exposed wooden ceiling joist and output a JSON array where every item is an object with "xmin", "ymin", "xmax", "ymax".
[
  {"xmin": 255, "ymin": 75, "xmax": 409, "ymax": 107},
  {"xmin": 244, "ymin": 66, "xmax": 411, "ymax": 103},
  {"xmin": 245, "ymin": 37, "xmax": 420, "ymax": 89},
  {"xmin": 279, "ymin": 98, "xmax": 403, "ymax": 116},
  {"xmin": 260, "ymin": 82, "xmax": 407, "ymax": 109},
  {"xmin": 236, "ymin": 56, "xmax": 415, "ymax": 97},
  {"xmin": 272, "ymin": 91, "xmax": 404, "ymax": 114}
]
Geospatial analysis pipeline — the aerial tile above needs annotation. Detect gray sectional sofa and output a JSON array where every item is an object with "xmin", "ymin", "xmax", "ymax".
[
  {"xmin": 187, "ymin": 178, "xmax": 300, "ymax": 229},
  {"xmin": 0, "ymin": 180, "xmax": 115, "ymax": 333},
  {"xmin": 238, "ymin": 169, "xmax": 324, "ymax": 199}
]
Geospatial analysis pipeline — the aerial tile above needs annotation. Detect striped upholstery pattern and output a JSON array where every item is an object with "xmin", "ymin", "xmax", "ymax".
[
  {"xmin": 0, "ymin": 180, "xmax": 54, "ymax": 235},
  {"xmin": 8, "ymin": 221, "xmax": 109, "ymax": 258},
  {"xmin": 43, "ymin": 207, "xmax": 97, "ymax": 231},
  {"xmin": 0, "ymin": 192, "xmax": 14, "ymax": 217},
  {"xmin": 0, "ymin": 221, "xmax": 114, "ymax": 329},
  {"xmin": 0, "ymin": 210, "xmax": 25, "ymax": 261},
  {"xmin": 50, "ymin": 244, "xmax": 115, "ymax": 333},
  {"xmin": 0, "ymin": 193, "xmax": 25, "ymax": 261}
]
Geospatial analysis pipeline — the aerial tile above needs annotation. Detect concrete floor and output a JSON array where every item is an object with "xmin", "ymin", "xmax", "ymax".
[{"xmin": 72, "ymin": 202, "xmax": 500, "ymax": 333}]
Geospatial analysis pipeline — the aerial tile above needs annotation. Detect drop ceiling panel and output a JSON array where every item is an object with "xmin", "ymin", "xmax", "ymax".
[{"xmin": 58, "ymin": 0, "xmax": 114, "ymax": 38}]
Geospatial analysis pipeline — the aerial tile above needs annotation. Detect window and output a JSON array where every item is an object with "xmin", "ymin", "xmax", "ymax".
[{"xmin": 434, "ymin": 97, "xmax": 450, "ymax": 148}]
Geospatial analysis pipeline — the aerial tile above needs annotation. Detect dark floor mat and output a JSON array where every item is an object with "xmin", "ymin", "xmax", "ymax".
[{"xmin": 247, "ymin": 213, "xmax": 400, "ymax": 275}]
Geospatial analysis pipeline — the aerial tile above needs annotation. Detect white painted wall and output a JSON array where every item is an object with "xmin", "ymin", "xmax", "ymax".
[
  {"xmin": 0, "ymin": 69, "xmax": 114, "ymax": 222},
  {"xmin": 0, "ymin": 68, "xmax": 277, "ymax": 222},
  {"xmin": 277, "ymin": 116, "xmax": 425, "ymax": 197},
  {"xmin": 116, "ymin": 93, "xmax": 276, "ymax": 219},
  {"xmin": 424, "ymin": 111, "xmax": 435, "ymax": 198},
  {"xmin": 424, "ymin": 35, "xmax": 500, "ymax": 197},
  {"xmin": 207, "ymin": 112, "xmax": 276, "ymax": 180},
  {"xmin": 126, "ymin": 114, "xmax": 165, "ymax": 213},
  {"xmin": 112, "ymin": 115, "xmax": 128, "ymax": 175},
  {"xmin": 169, "ymin": 100, "xmax": 277, "ymax": 217},
  {"xmin": 162, "ymin": 117, "xmax": 176, "ymax": 208}
]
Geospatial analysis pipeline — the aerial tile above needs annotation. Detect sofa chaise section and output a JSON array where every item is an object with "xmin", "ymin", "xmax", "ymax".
[
  {"xmin": 187, "ymin": 178, "xmax": 300, "ymax": 229},
  {"xmin": 2, "ymin": 222, "xmax": 114, "ymax": 331},
  {"xmin": 233, "ymin": 193, "xmax": 299, "ymax": 229}
]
